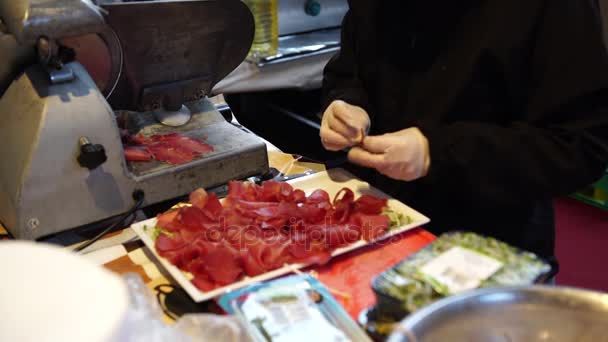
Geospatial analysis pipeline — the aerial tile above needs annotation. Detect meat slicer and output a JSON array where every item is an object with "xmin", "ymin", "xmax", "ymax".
[{"xmin": 0, "ymin": 0, "xmax": 269, "ymax": 240}]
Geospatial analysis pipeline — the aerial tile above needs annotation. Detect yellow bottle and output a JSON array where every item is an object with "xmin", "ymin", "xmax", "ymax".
[{"xmin": 243, "ymin": 0, "xmax": 278, "ymax": 59}]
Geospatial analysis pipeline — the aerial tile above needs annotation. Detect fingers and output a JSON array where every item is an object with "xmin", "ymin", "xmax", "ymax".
[
  {"xmin": 347, "ymin": 147, "xmax": 386, "ymax": 169},
  {"xmin": 361, "ymin": 135, "xmax": 391, "ymax": 153},
  {"xmin": 330, "ymin": 100, "xmax": 369, "ymax": 142},
  {"xmin": 320, "ymin": 100, "xmax": 368, "ymax": 151},
  {"xmin": 327, "ymin": 113, "xmax": 360, "ymax": 142},
  {"xmin": 320, "ymin": 125, "xmax": 351, "ymax": 151}
]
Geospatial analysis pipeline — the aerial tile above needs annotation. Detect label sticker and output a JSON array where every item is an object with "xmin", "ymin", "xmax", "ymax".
[{"xmin": 420, "ymin": 246, "xmax": 503, "ymax": 294}]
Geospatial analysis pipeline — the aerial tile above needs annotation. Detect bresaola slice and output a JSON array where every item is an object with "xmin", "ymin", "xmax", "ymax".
[
  {"xmin": 124, "ymin": 146, "xmax": 154, "ymax": 161},
  {"xmin": 123, "ymin": 132, "xmax": 214, "ymax": 165},
  {"xmin": 153, "ymin": 182, "xmax": 395, "ymax": 292}
]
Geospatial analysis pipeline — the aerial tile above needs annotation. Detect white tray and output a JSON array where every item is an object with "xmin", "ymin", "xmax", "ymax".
[{"xmin": 130, "ymin": 168, "xmax": 430, "ymax": 302}]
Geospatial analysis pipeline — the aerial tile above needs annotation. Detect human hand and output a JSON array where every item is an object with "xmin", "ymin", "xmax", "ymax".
[
  {"xmin": 347, "ymin": 127, "xmax": 431, "ymax": 181},
  {"xmin": 320, "ymin": 100, "xmax": 370, "ymax": 151}
]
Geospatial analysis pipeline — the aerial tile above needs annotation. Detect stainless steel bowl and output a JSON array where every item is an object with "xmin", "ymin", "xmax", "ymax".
[{"xmin": 388, "ymin": 286, "xmax": 608, "ymax": 342}]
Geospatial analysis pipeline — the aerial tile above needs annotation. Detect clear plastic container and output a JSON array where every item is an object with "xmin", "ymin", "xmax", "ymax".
[
  {"xmin": 243, "ymin": 0, "xmax": 278, "ymax": 58},
  {"xmin": 122, "ymin": 273, "xmax": 248, "ymax": 342}
]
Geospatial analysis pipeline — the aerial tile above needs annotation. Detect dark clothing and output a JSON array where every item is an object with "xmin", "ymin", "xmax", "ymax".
[{"xmin": 322, "ymin": 0, "xmax": 608, "ymax": 259}]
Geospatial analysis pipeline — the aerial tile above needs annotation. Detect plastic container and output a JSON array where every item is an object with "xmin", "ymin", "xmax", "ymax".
[
  {"xmin": 243, "ymin": 0, "xmax": 278, "ymax": 59},
  {"xmin": 366, "ymin": 231, "xmax": 552, "ymax": 335},
  {"xmin": 219, "ymin": 274, "xmax": 371, "ymax": 342}
]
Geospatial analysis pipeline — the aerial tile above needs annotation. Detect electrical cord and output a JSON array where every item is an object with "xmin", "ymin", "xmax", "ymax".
[{"xmin": 74, "ymin": 190, "xmax": 145, "ymax": 253}]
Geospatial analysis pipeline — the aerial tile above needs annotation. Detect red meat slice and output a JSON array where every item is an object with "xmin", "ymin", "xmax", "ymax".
[
  {"xmin": 156, "ymin": 209, "xmax": 179, "ymax": 231},
  {"xmin": 203, "ymin": 193, "xmax": 223, "ymax": 218},
  {"xmin": 355, "ymin": 214, "xmax": 390, "ymax": 241},
  {"xmin": 147, "ymin": 143, "xmax": 194, "ymax": 165},
  {"xmin": 289, "ymin": 232, "xmax": 330, "ymax": 261},
  {"xmin": 155, "ymin": 232, "xmax": 187, "ymax": 254},
  {"xmin": 189, "ymin": 188, "xmax": 208, "ymax": 209},
  {"xmin": 124, "ymin": 146, "xmax": 153, "ymax": 161},
  {"xmin": 279, "ymin": 182, "xmax": 294, "ymax": 201},
  {"xmin": 241, "ymin": 252, "xmax": 266, "ymax": 277},
  {"xmin": 152, "ymin": 181, "xmax": 393, "ymax": 290},
  {"xmin": 333, "ymin": 188, "xmax": 355, "ymax": 206},
  {"xmin": 331, "ymin": 188, "xmax": 356, "ymax": 223},
  {"xmin": 293, "ymin": 189, "xmax": 306, "ymax": 203},
  {"xmin": 131, "ymin": 134, "xmax": 147, "ymax": 145},
  {"xmin": 192, "ymin": 275, "xmax": 218, "ymax": 292},
  {"xmin": 228, "ymin": 181, "xmax": 259, "ymax": 201},
  {"xmin": 178, "ymin": 206, "xmax": 212, "ymax": 231},
  {"xmin": 203, "ymin": 249, "xmax": 242, "ymax": 285},
  {"xmin": 257, "ymin": 181, "xmax": 281, "ymax": 202},
  {"xmin": 176, "ymin": 244, "xmax": 204, "ymax": 270},
  {"xmin": 354, "ymin": 194, "xmax": 388, "ymax": 215},
  {"xmin": 172, "ymin": 135, "xmax": 214, "ymax": 154},
  {"xmin": 247, "ymin": 238, "xmax": 291, "ymax": 270},
  {"xmin": 324, "ymin": 224, "xmax": 361, "ymax": 248},
  {"xmin": 296, "ymin": 204, "xmax": 326, "ymax": 224},
  {"xmin": 307, "ymin": 189, "xmax": 330, "ymax": 204},
  {"xmin": 124, "ymin": 133, "xmax": 213, "ymax": 165}
]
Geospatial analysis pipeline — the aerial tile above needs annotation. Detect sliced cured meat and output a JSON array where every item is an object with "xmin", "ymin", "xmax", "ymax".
[
  {"xmin": 189, "ymin": 188, "xmax": 208, "ymax": 209},
  {"xmin": 228, "ymin": 181, "xmax": 259, "ymax": 201},
  {"xmin": 324, "ymin": 224, "xmax": 361, "ymax": 248},
  {"xmin": 296, "ymin": 204, "xmax": 326, "ymax": 224},
  {"xmin": 172, "ymin": 135, "xmax": 214, "ymax": 154},
  {"xmin": 354, "ymin": 195, "xmax": 388, "ymax": 215},
  {"xmin": 203, "ymin": 249, "xmax": 242, "ymax": 285},
  {"xmin": 333, "ymin": 188, "xmax": 355, "ymax": 206},
  {"xmin": 156, "ymin": 209, "xmax": 179, "ymax": 231},
  {"xmin": 257, "ymin": 181, "xmax": 281, "ymax": 202},
  {"xmin": 155, "ymin": 232, "xmax": 187, "ymax": 254},
  {"xmin": 203, "ymin": 193, "xmax": 223, "ymax": 218},
  {"xmin": 247, "ymin": 239, "xmax": 292, "ymax": 270},
  {"xmin": 292, "ymin": 189, "xmax": 306, "ymax": 203},
  {"xmin": 241, "ymin": 250, "xmax": 266, "ymax": 277},
  {"xmin": 152, "ymin": 181, "xmax": 392, "ymax": 291},
  {"xmin": 330, "ymin": 188, "xmax": 356, "ymax": 224},
  {"xmin": 192, "ymin": 275, "xmax": 218, "ymax": 292},
  {"xmin": 178, "ymin": 206, "xmax": 213, "ymax": 231},
  {"xmin": 147, "ymin": 144, "xmax": 193, "ymax": 165},
  {"xmin": 356, "ymin": 214, "xmax": 390, "ymax": 241},
  {"xmin": 124, "ymin": 146, "xmax": 153, "ymax": 161},
  {"xmin": 307, "ymin": 189, "xmax": 330, "ymax": 204},
  {"xmin": 123, "ymin": 133, "xmax": 213, "ymax": 165}
]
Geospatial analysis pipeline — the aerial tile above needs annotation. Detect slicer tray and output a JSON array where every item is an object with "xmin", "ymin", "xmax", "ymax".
[{"xmin": 119, "ymin": 99, "xmax": 261, "ymax": 178}]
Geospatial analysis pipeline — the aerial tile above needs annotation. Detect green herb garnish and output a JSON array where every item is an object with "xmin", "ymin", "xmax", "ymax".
[
  {"xmin": 383, "ymin": 208, "xmax": 412, "ymax": 228},
  {"xmin": 149, "ymin": 225, "xmax": 173, "ymax": 240}
]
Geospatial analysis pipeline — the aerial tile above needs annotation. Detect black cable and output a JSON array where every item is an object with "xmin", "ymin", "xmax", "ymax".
[{"xmin": 75, "ymin": 190, "xmax": 145, "ymax": 253}]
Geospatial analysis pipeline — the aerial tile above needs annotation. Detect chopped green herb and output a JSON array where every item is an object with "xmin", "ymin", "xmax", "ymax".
[
  {"xmin": 149, "ymin": 225, "xmax": 173, "ymax": 240},
  {"xmin": 383, "ymin": 208, "xmax": 412, "ymax": 228}
]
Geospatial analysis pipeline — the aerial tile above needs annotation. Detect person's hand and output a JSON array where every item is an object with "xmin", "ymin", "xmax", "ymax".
[
  {"xmin": 348, "ymin": 127, "xmax": 431, "ymax": 181},
  {"xmin": 320, "ymin": 100, "xmax": 370, "ymax": 151}
]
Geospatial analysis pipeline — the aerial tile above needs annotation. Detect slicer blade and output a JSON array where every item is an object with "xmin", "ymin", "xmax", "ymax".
[{"xmin": 153, "ymin": 105, "xmax": 192, "ymax": 127}]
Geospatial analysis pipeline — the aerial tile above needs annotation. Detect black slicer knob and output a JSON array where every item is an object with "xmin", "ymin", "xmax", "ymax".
[{"xmin": 77, "ymin": 137, "xmax": 107, "ymax": 170}]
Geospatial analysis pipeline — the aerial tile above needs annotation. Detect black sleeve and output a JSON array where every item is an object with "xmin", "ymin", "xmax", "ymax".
[
  {"xmin": 422, "ymin": 0, "xmax": 608, "ymax": 206},
  {"xmin": 321, "ymin": 9, "xmax": 371, "ymax": 112}
]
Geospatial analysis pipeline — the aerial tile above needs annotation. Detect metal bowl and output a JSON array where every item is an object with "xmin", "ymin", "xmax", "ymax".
[{"xmin": 388, "ymin": 286, "xmax": 608, "ymax": 342}]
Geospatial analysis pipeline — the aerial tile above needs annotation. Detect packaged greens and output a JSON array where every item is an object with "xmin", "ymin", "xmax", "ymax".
[{"xmin": 371, "ymin": 231, "xmax": 552, "ymax": 320}]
